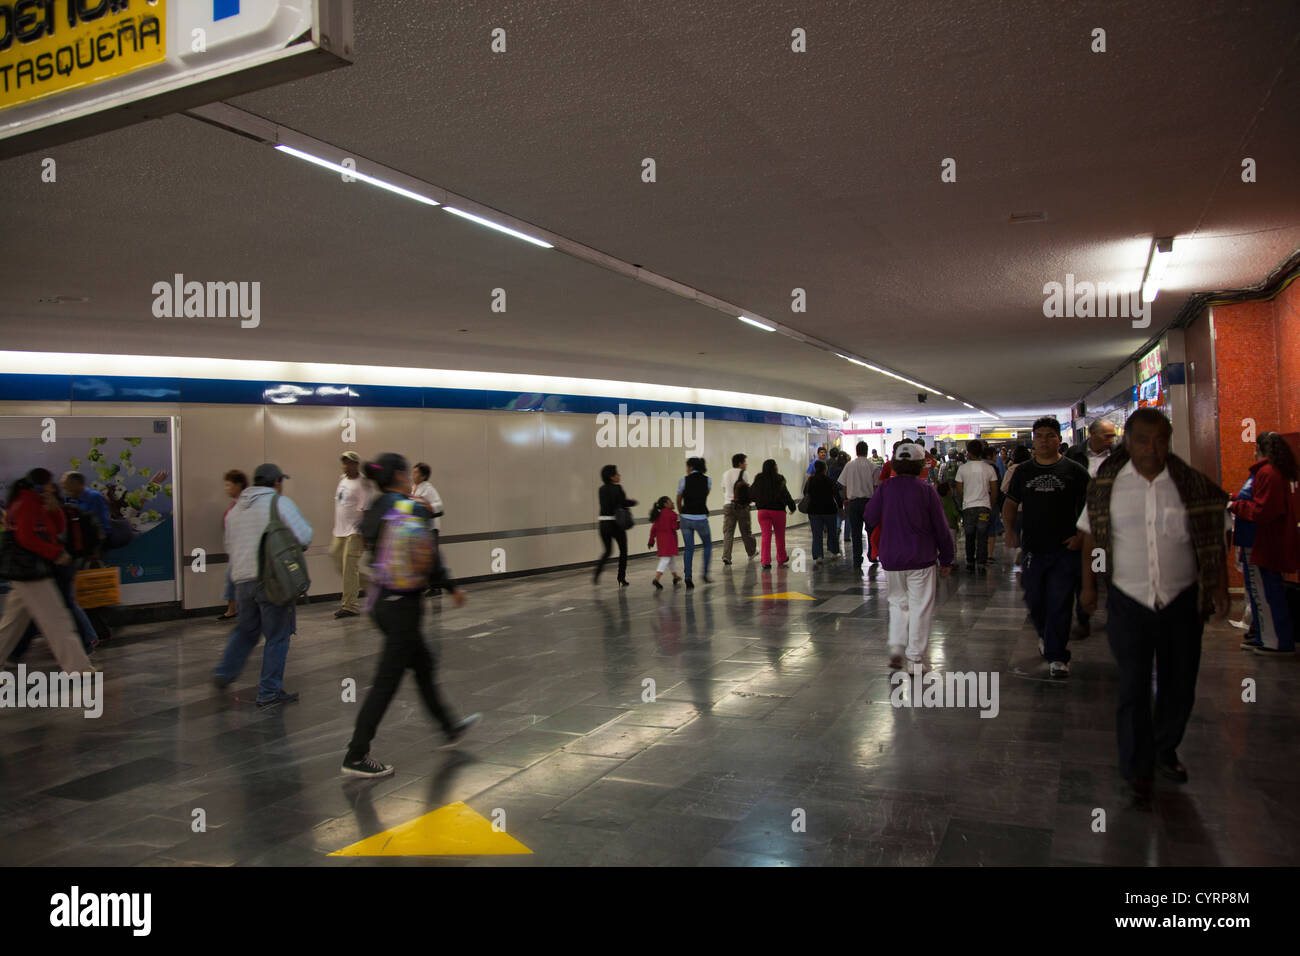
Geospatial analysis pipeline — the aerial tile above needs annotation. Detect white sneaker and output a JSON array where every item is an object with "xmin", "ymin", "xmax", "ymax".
[{"xmin": 1049, "ymin": 661, "xmax": 1070, "ymax": 679}]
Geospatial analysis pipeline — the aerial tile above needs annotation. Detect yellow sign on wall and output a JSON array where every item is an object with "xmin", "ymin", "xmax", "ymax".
[{"xmin": 0, "ymin": 1, "xmax": 167, "ymax": 110}]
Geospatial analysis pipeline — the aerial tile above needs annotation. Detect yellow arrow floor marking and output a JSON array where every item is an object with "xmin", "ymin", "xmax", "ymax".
[{"xmin": 329, "ymin": 801, "xmax": 533, "ymax": 856}]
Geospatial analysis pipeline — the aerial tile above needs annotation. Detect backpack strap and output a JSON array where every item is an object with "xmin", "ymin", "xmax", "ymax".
[{"xmin": 271, "ymin": 492, "xmax": 282, "ymax": 523}]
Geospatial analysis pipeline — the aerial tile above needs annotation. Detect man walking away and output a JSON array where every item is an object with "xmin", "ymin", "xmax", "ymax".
[
  {"xmin": 837, "ymin": 441, "xmax": 878, "ymax": 569},
  {"xmin": 214, "ymin": 463, "xmax": 313, "ymax": 707},
  {"xmin": 1078, "ymin": 409, "xmax": 1228, "ymax": 806},
  {"xmin": 955, "ymin": 440, "xmax": 1000, "ymax": 573},
  {"xmin": 1002, "ymin": 419, "xmax": 1089, "ymax": 678}
]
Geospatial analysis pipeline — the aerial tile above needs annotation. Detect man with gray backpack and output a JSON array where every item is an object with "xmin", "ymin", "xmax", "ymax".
[{"xmin": 213, "ymin": 463, "xmax": 313, "ymax": 707}]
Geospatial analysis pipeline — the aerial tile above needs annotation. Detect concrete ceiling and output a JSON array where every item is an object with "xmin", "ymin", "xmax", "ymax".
[{"xmin": 2, "ymin": 0, "xmax": 1298, "ymax": 420}]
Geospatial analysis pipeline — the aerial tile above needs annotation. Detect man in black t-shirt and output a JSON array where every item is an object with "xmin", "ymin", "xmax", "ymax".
[{"xmin": 1002, "ymin": 417, "xmax": 1090, "ymax": 678}]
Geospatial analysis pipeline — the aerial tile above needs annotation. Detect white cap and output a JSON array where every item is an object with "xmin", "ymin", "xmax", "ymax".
[{"xmin": 894, "ymin": 442, "xmax": 926, "ymax": 462}]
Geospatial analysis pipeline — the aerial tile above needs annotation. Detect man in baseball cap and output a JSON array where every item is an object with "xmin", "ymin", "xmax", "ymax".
[
  {"xmin": 214, "ymin": 463, "xmax": 312, "ymax": 707},
  {"xmin": 863, "ymin": 442, "xmax": 954, "ymax": 669},
  {"xmin": 331, "ymin": 451, "xmax": 371, "ymax": 618}
]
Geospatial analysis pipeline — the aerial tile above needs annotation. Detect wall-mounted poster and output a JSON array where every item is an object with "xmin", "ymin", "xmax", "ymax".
[{"xmin": 0, "ymin": 417, "xmax": 179, "ymax": 605}]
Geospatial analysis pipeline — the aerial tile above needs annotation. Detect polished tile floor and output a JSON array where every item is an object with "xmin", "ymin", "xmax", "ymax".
[{"xmin": 2, "ymin": 529, "xmax": 1295, "ymax": 866}]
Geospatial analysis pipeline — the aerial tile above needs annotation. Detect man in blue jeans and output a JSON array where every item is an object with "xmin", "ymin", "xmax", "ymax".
[
  {"xmin": 676, "ymin": 457, "xmax": 712, "ymax": 588},
  {"xmin": 213, "ymin": 463, "xmax": 313, "ymax": 706},
  {"xmin": 1002, "ymin": 418, "xmax": 1090, "ymax": 678}
]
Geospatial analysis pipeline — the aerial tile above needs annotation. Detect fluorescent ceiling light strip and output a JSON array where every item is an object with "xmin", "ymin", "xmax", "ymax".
[
  {"xmin": 738, "ymin": 315, "xmax": 777, "ymax": 331},
  {"xmin": 1141, "ymin": 237, "xmax": 1175, "ymax": 304},
  {"xmin": 442, "ymin": 207, "xmax": 553, "ymax": 248},
  {"xmin": 274, "ymin": 145, "xmax": 440, "ymax": 206}
]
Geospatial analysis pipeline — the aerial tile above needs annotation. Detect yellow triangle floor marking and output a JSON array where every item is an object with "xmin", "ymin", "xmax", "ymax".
[
  {"xmin": 329, "ymin": 801, "xmax": 533, "ymax": 856},
  {"xmin": 749, "ymin": 591, "xmax": 818, "ymax": 600}
]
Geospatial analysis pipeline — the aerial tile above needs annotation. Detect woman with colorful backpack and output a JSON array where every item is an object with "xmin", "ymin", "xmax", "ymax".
[{"xmin": 341, "ymin": 453, "xmax": 480, "ymax": 778}]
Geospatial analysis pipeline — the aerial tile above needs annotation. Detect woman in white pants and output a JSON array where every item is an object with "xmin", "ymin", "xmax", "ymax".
[{"xmin": 0, "ymin": 469, "xmax": 94, "ymax": 672}]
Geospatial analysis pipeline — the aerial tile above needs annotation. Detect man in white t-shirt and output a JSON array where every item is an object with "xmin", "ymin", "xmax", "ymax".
[
  {"xmin": 720, "ymin": 453, "xmax": 757, "ymax": 564},
  {"xmin": 838, "ymin": 441, "xmax": 879, "ymax": 568},
  {"xmin": 955, "ymin": 439, "xmax": 1000, "ymax": 572},
  {"xmin": 331, "ymin": 452, "xmax": 371, "ymax": 618}
]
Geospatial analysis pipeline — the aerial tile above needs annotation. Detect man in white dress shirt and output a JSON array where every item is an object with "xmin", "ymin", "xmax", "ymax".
[{"xmin": 1077, "ymin": 409, "xmax": 1228, "ymax": 806}]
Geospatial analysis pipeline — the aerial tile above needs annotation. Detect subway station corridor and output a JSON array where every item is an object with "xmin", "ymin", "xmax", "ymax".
[{"xmin": 2, "ymin": 525, "xmax": 1294, "ymax": 868}]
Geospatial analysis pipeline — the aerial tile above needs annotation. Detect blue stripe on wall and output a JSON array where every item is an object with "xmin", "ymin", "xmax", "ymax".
[
  {"xmin": 0, "ymin": 374, "xmax": 838, "ymax": 430},
  {"xmin": 0, "ymin": 374, "xmax": 72, "ymax": 402}
]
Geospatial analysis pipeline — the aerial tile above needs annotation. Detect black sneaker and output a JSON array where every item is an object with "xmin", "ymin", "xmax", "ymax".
[
  {"xmin": 341, "ymin": 754, "xmax": 395, "ymax": 778},
  {"xmin": 1240, "ymin": 637, "xmax": 1263, "ymax": 650},
  {"xmin": 334, "ymin": 608, "xmax": 360, "ymax": 619},
  {"xmin": 438, "ymin": 713, "xmax": 482, "ymax": 749},
  {"xmin": 1156, "ymin": 756, "xmax": 1188, "ymax": 783},
  {"xmin": 685, "ymin": 579, "xmax": 695, "ymax": 589},
  {"xmin": 653, "ymin": 578, "xmax": 663, "ymax": 590},
  {"xmin": 256, "ymin": 690, "xmax": 300, "ymax": 708}
]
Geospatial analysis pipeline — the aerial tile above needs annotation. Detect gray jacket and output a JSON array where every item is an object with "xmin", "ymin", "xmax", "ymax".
[{"xmin": 224, "ymin": 486, "xmax": 313, "ymax": 583}]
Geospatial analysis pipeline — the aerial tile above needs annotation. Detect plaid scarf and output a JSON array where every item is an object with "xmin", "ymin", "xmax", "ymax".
[{"xmin": 1086, "ymin": 449, "xmax": 1227, "ymax": 618}]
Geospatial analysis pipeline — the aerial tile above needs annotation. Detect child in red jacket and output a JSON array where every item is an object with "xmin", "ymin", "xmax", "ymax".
[{"xmin": 648, "ymin": 496, "xmax": 682, "ymax": 590}]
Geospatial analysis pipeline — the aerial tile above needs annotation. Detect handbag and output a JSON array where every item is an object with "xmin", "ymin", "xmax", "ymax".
[
  {"xmin": 614, "ymin": 507, "xmax": 634, "ymax": 530},
  {"xmin": 797, "ymin": 495, "xmax": 811, "ymax": 514},
  {"xmin": 0, "ymin": 528, "xmax": 55, "ymax": 581}
]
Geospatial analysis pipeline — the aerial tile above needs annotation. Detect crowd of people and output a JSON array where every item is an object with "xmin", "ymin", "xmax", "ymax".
[
  {"xmin": 3, "ymin": 415, "xmax": 1296, "ymax": 800},
  {"xmin": 590, "ymin": 410, "xmax": 1297, "ymax": 805}
]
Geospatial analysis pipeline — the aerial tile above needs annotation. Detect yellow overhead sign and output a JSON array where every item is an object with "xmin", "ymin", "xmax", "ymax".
[
  {"xmin": 0, "ymin": 1, "xmax": 167, "ymax": 110},
  {"xmin": 980, "ymin": 431, "xmax": 1021, "ymax": 439}
]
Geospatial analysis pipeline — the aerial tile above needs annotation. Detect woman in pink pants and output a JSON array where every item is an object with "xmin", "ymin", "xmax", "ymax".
[{"xmin": 750, "ymin": 459, "xmax": 797, "ymax": 568}]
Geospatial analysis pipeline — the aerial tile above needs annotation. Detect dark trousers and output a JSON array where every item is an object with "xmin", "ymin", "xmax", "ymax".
[
  {"xmin": 346, "ymin": 591, "xmax": 455, "ymax": 761},
  {"xmin": 595, "ymin": 522, "xmax": 628, "ymax": 582},
  {"xmin": 1022, "ymin": 548, "xmax": 1079, "ymax": 662},
  {"xmin": 846, "ymin": 497, "xmax": 869, "ymax": 563},
  {"xmin": 1106, "ymin": 584, "xmax": 1202, "ymax": 782},
  {"xmin": 809, "ymin": 513, "xmax": 840, "ymax": 559},
  {"xmin": 963, "ymin": 507, "xmax": 991, "ymax": 565}
]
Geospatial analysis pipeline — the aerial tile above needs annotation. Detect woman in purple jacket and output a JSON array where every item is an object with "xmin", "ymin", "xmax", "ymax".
[{"xmin": 864, "ymin": 443, "xmax": 955, "ymax": 668}]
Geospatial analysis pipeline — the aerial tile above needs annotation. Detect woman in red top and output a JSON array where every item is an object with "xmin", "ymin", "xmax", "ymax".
[
  {"xmin": 0, "ymin": 468, "xmax": 94, "ymax": 672},
  {"xmin": 647, "ymin": 496, "xmax": 682, "ymax": 590},
  {"xmin": 1228, "ymin": 432, "xmax": 1300, "ymax": 655}
]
